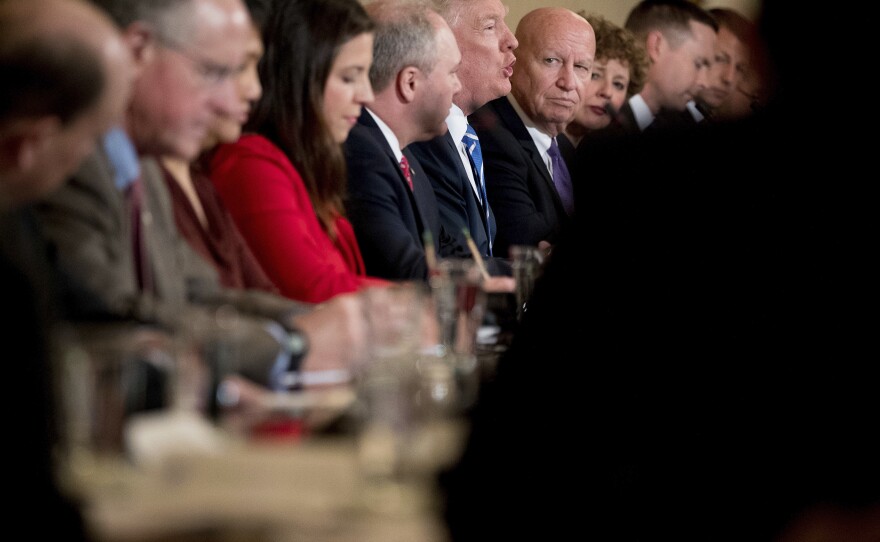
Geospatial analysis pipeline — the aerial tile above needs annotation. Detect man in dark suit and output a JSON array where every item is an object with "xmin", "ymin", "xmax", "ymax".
[
  {"xmin": 345, "ymin": 0, "xmax": 467, "ymax": 281},
  {"xmin": 470, "ymin": 7, "xmax": 594, "ymax": 257},
  {"xmin": 1, "ymin": 0, "xmax": 134, "ymax": 537},
  {"xmin": 612, "ymin": 0, "xmax": 717, "ymax": 135},
  {"xmin": 408, "ymin": 0, "xmax": 517, "ymax": 261},
  {"xmin": 439, "ymin": 2, "xmax": 879, "ymax": 540}
]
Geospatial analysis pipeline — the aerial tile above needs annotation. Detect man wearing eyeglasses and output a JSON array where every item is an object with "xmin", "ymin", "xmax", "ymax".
[{"xmin": 35, "ymin": 0, "xmax": 368, "ymax": 396}]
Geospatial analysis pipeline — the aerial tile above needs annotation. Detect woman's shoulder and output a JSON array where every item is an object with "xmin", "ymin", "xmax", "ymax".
[
  {"xmin": 211, "ymin": 134, "xmax": 298, "ymax": 179},
  {"xmin": 214, "ymin": 133, "xmax": 280, "ymax": 159}
]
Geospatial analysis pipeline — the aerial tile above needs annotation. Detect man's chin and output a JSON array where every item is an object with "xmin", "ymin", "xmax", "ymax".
[{"xmin": 170, "ymin": 140, "xmax": 203, "ymax": 162}]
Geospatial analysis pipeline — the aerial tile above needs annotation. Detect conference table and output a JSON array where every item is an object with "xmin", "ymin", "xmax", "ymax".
[
  {"xmin": 59, "ymin": 287, "xmax": 516, "ymax": 542},
  {"xmin": 66, "ymin": 385, "xmax": 470, "ymax": 542}
]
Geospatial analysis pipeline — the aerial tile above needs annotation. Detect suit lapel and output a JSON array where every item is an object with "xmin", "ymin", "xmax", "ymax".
[
  {"xmin": 358, "ymin": 110, "xmax": 431, "ymax": 245},
  {"xmin": 359, "ymin": 111, "xmax": 414, "ymax": 195},
  {"xmin": 487, "ymin": 98, "xmax": 566, "ymax": 217},
  {"xmin": 405, "ymin": 149, "xmax": 440, "ymax": 251},
  {"xmin": 442, "ymin": 130, "xmax": 490, "ymax": 239}
]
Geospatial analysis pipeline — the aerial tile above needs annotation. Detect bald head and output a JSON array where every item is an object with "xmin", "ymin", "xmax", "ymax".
[
  {"xmin": 1, "ymin": 0, "xmax": 133, "ymax": 208},
  {"xmin": 515, "ymin": 7, "xmax": 592, "ymax": 49},
  {"xmin": 510, "ymin": 7, "xmax": 595, "ymax": 135}
]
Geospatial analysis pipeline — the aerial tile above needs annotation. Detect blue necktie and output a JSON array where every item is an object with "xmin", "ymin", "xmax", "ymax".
[
  {"xmin": 462, "ymin": 124, "xmax": 492, "ymax": 256},
  {"xmin": 548, "ymin": 137, "xmax": 574, "ymax": 216}
]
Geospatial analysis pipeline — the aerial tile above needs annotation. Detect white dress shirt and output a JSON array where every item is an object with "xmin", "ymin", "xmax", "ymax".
[
  {"xmin": 365, "ymin": 107, "xmax": 404, "ymax": 161},
  {"xmin": 446, "ymin": 104, "xmax": 483, "ymax": 203},
  {"xmin": 628, "ymin": 93, "xmax": 655, "ymax": 132},
  {"xmin": 508, "ymin": 94, "xmax": 554, "ymax": 178}
]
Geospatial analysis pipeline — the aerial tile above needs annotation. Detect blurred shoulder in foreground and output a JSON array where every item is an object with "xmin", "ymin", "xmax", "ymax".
[{"xmin": 439, "ymin": 1, "xmax": 878, "ymax": 540}]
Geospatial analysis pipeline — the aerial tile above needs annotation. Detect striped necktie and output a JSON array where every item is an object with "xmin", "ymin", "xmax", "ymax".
[{"xmin": 462, "ymin": 124, "xmax": 492, "ymax": 256}]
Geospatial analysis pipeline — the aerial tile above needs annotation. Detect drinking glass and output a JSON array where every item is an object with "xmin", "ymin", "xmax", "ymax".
[
  {"xmin": 355, "ymin": 283, "xmax": 431, "ymax": 515},
  {"xmin": 425, "ymin": 258, "xmax": 488, "ymax": 413},
  {"xmin": 54, "ymin": 322, "xmax": 179, "ymax": 498},
  {"xmin": 508, "ymin": 245, "xmax": 544, "ymax": 321}
]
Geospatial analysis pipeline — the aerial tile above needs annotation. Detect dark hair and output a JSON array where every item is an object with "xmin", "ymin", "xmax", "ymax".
[
  {"xmin": 246, "ymin": 0, "xmax": 374, "ymax": 235},
  {"xmin": 0, "ymin": 34, "xmax": 103, "ymax": 125},
  {"xmin": 708, "ymin": 7, "xmax": 754, "ymax": 46},
  {"xmin": 625, "ymin": 0, "xmax": 718, "ymax": 45},
  {"xmin": 243, "ymin": 0, "xmax": 272, "ymax": 37}
]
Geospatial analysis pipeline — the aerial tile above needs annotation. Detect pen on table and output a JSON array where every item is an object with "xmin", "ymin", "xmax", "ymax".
[{"xmin": 462, "ymin": 228, "xmax": 491, "ymax": 281}]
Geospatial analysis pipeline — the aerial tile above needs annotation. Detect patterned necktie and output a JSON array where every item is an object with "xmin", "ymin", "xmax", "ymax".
[
  {"xmin": 547, "ymin": 137, "xmax": 574, "ymax": 216},
  {"xmin": 399, "ymin": 155, "xmax": 414, "ymax": 191},
  {"xmin": 462, "ymin": 124, "xmax": 492, "ymax": 256}
]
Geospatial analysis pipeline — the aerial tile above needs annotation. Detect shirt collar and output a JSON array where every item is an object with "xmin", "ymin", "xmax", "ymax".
[
  {"xmin": 365, "ymin": 108, "xmax": 403, "ymax": 162},
  {"xmin": 445, "ymin": 103, "xmax": 468, "ymax": 143},
  {"xmin": 686, "ymin": 100, "xmax": 705, "ymax": 122},
  {"xmin": 628, "ymin": 94, "xmax": 655, "ymax": 132},
  {"xmin": 102, "ymin": 126, "xmax": 140, "ymax": 191},
  {"xmin": 508, "ymin": 94, "xmax": 553, "ymax": 155}
]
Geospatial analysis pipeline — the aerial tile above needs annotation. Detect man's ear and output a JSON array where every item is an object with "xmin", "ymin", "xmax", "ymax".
[
  {"xmin": 645, "ymin": 29, "xmax": 665, "ymax": 64},
  {"xmin": 121, "ymin": 21, "xmax": 158, "ymax": 72},
  {"xmin": 0, "ymin": 117, "xmax": 60, "ymax": 172},
  {"xmin": 396, "ymin": 66, "xmax": 420, "ymax": 104}
]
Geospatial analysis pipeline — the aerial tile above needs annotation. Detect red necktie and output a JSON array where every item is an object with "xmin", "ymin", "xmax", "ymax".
[
  {"xmin": 399, "ymin": 155, "xmax": 414, "ymax": 191},
  {"xmin": 126, "ymin": 178, "xmax": 153, "ymax": 293}
]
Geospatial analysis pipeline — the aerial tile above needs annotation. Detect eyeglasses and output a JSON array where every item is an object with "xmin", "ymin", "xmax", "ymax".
[{"xmin": 159, "ymin": 41, "xmax": 241, "ymax": 88}]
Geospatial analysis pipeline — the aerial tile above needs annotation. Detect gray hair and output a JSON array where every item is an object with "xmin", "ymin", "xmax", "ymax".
[
  {"xmin": 427, "ymin": 0, "xmax": 460, "ymax": 27},
  {"xmin": 367, "ymin": 0, "xmax": 441, "ymax": 93},
  {"xmin": 89, "ymin": 0, "xmax": 198, "ymax": 47}
]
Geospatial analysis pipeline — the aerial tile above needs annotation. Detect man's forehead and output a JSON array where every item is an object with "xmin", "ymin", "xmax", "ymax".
[
  {"xmin": 461, "ymin": 0, "xmax": 508, "ymax": 26},
  {"xmin": 185, "ymin": 5, "xmax": 249, "ymax": 62}
]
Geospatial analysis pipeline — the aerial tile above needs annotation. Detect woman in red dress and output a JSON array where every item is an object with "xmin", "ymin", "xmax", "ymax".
[{"xmin": 210, "ymin": 0, "xmax": 388, "ymax": 303}]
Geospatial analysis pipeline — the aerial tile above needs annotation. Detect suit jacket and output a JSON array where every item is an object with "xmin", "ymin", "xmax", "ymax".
[
  {"xmin": 210, "ymin": 134, "xmax": 388, "ymax": 303},
  {"xmin": 469, "ymin": 97, "xmax": 571, "ymax": 257},
  {"xmin": 609, "ymin": 99, "xmax": 642, "ymax": 136},
  {"xmin": 344, "ymin": 110, "xmax": 465, "ymax": 280},
  {"xmin": 1, "ymin": 208, "xmax": 89, "ymax": 540},
  {"xmin": 556, "ymin": 132, "xmax": 578, "ymax": 176},
  {"xmin": 34, "ymin": 147, "xmax": 307, "ymax": 386},
  {"xmin": 611, "ymin": 100, "xmax": 696, "ymax": 136},
  {"xmin": 408, "ymin": 130, "xmax": 496, "ymax": 259}
]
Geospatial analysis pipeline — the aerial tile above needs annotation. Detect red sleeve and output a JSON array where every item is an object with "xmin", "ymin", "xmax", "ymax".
[{"xmin": 210, "ymin": 135, "xmax": 388, "ymax": 303}]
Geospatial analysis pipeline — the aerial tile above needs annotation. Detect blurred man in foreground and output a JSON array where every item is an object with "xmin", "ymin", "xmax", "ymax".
[
  {"xmin": 35, "ymin": 0, "xmax": 367, "ymax": 395},
  {"xmin": 1, "ymin": 0, "xmax": 134, "ymax": 536},
  {"xmin": 441, "ymin": 1, "xmax": 880, "ymax": 540}
]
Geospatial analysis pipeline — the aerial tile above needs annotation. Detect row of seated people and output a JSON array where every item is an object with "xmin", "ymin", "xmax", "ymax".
[
  {"xmin": 35, "ymin": 0, "xmax": 771, "ymax": 332},
  {"xmin": 7, "ymin": 0, "xmax": 877, "ymax": 540}
]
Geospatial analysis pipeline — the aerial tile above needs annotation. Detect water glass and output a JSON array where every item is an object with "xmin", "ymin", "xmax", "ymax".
[{"xmin": 509, "ymin": 245, "xmax": 544, "ymax": 320}]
